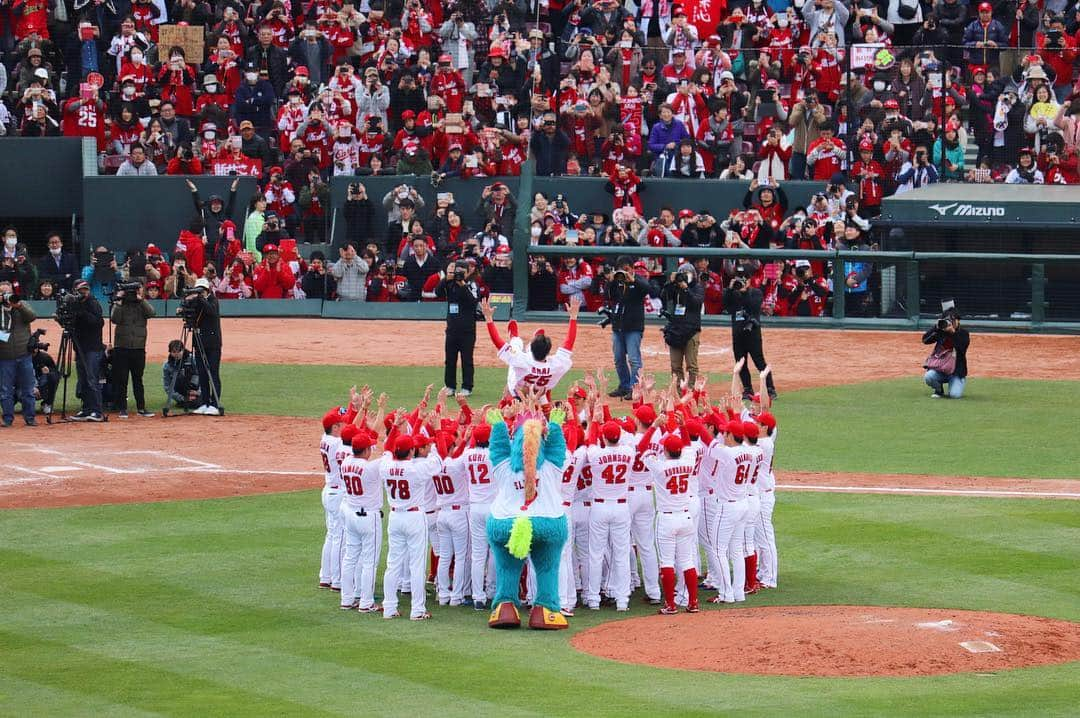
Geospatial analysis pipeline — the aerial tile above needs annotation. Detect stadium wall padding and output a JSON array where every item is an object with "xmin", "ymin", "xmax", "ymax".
[{"xmin": 0, "ymin": 138, "xmax": 85, "ymax": 218}]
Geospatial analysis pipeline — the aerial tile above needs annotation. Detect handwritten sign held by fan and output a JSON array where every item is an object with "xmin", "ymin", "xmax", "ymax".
[{"xmin": 158, "ymin": 25, "xmax": 205, "ymax": 63}]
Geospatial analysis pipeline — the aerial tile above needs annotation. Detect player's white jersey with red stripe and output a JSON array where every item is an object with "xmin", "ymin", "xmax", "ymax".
[
  {"xmin": 498, "ymin": 343, "xmax": 573, "ymax": 395},
  {"xmin": 462, "ymin": 447, "xmax": 496, "ymax": 505},
  {"xmin": 747, "ymin": 444, "xmax": 765, "ymax": 496},
  {"xmin": 686, "ymin": 437, "xmax": 707, "ymax": 499},
  {"xmin": 647, "ymin": 455, "xmax": 697, "ymax": 513},
  {"xmin": 705, "ymin": 442, "xmax": 746, "ymax": 502},
  {"xmin": 437, "ymin": 454, "xmax": 471, "ymax": 509},
  {"xmin": 380, "ymin": 455, "xmax": 440, "ymax": 511},
  {"xmin": 340, "ymin": 454, "xmax": 384, "ymax": 511},
  {"xmin": 571, "ymin": 445, "xmax": 592, "ymax": 503},
  {"xmin": 627, "ymin": 432, "xmax": 661, "ymax": 488},
  {"xmin": 586, "ymin": 444, "xmax": 634, "ymax": 501},
  {"xmin": 319, "ymin": 435, "xmax": 342, "ymax": 488},
  {"xmin": 558, "ymin": 453, "xmax": 578, "ymax": 505}
]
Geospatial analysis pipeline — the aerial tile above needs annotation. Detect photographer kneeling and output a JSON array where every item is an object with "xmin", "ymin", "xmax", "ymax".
[
  {"xmin": 922, "ymin": 310, "xmax": 969, "ymax": 399},
  {"xmin": 163, "ymin": 340, "xmax": 200, "ymax": 412},
  {"xmin": 660, "ymin": 265, "xmax": 704, "ymax": 388},
  {"xmin": 1, "ymin": 281, "xmax": 38, "ymax": 427},
  {"xmin": 111, "ymin": 281, "xmax": 156, "ymax": 418},
  {"xmin": 66, "ymin": 279, "xmax": 106, "ymax": 422},
  {"xmin": 177, "ymin": 278, "xmax": 223, "ymax": 415},
  {"xmin": 596, "ymin": 256, "xmax": 659, "ymax": 400}
]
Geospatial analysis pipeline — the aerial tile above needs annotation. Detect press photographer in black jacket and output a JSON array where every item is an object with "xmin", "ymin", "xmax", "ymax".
[
  {"xmin": 67, "ymin": 279, "xmax": 106, "ymax": 422},
  {"xmin": 723, "ymin": 264, "xmax": 777, "ymax": 401},
  {"xmin": 180, "ymin": 278, "xmax": 223, "ymax": 415},
  {"xmin": 659, "ymin": 263, "xmax": 704, "ymax": 387},
  {"xmin": 922, "ymin": 309, "xmax": 970, "ymax": 399},
  {"xmin": 435, "ymin": 259, "xmax": 482, "ymax": 396},
  {"xmin": 593, "ymin": 256, "xmax": 659, "ymax": 399}
]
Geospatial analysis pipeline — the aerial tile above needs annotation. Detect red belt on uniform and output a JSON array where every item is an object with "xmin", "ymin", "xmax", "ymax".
[
  {"xmin": 426, "ymin": 510, "xmax": 436, "ymax": 514},
  {"xmin": 448, "ymin": 504, "xmax": 463, "ymax": 510},
  {"xmin": 627, "ymin": 485, "xmax": 653, "ymax": 492},
  {"xmin": 662, "ymin": 508, "xmax": 690, "ymax": 514},
  {"xmin": 583, "ymin": 501, "xmax": 592, "ymax": 507},
  {"xmin": 708, "ymin": 488, "xmax": 715, "ymax": 494},
  {"xmin": 593, "ymin": 498, "xmax": 627, "ymax": 504},
  {"xmin": 562, "ymin": 501, "xmax": 571, "ymax": 507},
  {"xmin": 392, "ymin": 506, "xmax": 420, "ymax": 512}
]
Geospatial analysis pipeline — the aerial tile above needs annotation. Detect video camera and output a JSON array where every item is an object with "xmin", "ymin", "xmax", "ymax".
[
  {"xmin": 0, "ymin": 291, "xmax": 15, "ymax": 307},
  {"xmin": 730, "ymin": 265, "xmax": 748, "ymax": 291},
  {"xmin": 27, "ymin": 328, "xmax": 49, "ymax": 353},
  {"xmin": 113, "ymin": 281, "xmax": 142, "ymax": 303},
  {"xmin": 54, "ymin": 292, "xmax": 80, "ymax": 330},
  {"xmin": 177, "ymin": 286, "xmax": 206, "ymax": 328}
]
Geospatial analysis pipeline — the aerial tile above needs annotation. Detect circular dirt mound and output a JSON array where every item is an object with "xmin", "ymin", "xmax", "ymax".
[{"xmin": 571, "ymin": 605, "xmax": 1080, "ymax": 677}]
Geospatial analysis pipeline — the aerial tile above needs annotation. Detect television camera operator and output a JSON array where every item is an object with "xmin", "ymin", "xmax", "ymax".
[
  {"xmin": 110, "ymin": 280, "xmax": 156, "ymax": 418},
  {"xmin": 176, "ymin": 278, "xmax": 223, "ymax": 415},
  {"xmin": 723, "ymin": 265, "xmax": 777, "ymax": 402},
  {"xmin": 594, "ymin": 256, "xmax": 659, "ymax": 400},
  {"xmin": 922, "ymin": 308, "xmax": 969, "ymax": 399},
  {"xmin": 0, "ymin": 280, "xmax": 38, "ymax": 427},
  {"xmin": 28, "ymin": 328, "xmax": 58, "ymax": 418},
  {"xmin": 62, "ymin": 279, "xmax": 106, "ymax": 422},
  {"xmin": 659, "ymin": 264, "xmax": 704, "ymax": 388},
  {"xmin": 434, "ymin": 259, "xmax": 483, "ymax": 397}
]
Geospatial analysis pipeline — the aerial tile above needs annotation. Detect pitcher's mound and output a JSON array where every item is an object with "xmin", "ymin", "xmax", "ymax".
[{"xmin": 571, "ymin": 605, "xmax": 1080, "ymax": 677}]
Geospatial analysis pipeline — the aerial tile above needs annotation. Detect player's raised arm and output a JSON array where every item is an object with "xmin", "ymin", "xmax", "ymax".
[
  {"xmin": 480, "ymin": 298, "xmax": 507, "ymax": 349},
  {"xmin": 562, "ymin": 296, "xmax": 581, "ymax": 350}
]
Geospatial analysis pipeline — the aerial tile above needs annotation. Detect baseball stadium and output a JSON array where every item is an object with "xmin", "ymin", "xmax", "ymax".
[{"xmin": 4, "ymin": 55, "xmax": 1080, "ymax": 714}]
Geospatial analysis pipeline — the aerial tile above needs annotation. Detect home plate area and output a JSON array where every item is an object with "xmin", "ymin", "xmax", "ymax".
[{"xmin": 0, "ymin": 416, "xmax": 320, "ymax": 509}]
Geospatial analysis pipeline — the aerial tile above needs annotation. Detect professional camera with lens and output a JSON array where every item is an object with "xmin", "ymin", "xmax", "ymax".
[
  {"xmin": 597, "ymin": 307, "xmax": 614, "ymax": 328},
  {"xmin": 1, "ymin": 291, "xmax": 14, "ymax": 306},
  {"xmin": 114, "ymin": 281, "xmax": 142, "ymax": 303},
  {"xmin": 54, "ymin": 292, "xmax": 80, "ymax": 329},
  {"xmin": 27, "ymin": 328, "xmax": 50, "ymax": 353},
  {"xmin": 453, "ymin": 267, "xmax": 466, "ymax": 281},
  {"xmin": 936, "ymin": 316, "xmax": 952, "ymax": 331},
  {"xmin": 177, "ymin": 287, "xmax": 204, "ymax": 328},
  {"xmin": 673, "ymin": 272, "xmax": 689, "ymax": 286}
]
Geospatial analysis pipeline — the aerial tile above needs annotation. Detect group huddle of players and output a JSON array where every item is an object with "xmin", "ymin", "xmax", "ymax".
[{"xmin": 316, "ymin": 302, "xmax": 778, "ymax": 619}]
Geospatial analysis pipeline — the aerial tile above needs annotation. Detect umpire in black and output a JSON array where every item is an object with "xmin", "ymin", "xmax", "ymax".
[
  {"xmin": 184, "ymin": 278, "xmax": 223, "ymax": 415},
  {"xmin": 435, "ymin": 259, "xmax": 481, "ymax": 396},
  {"xmin": 723, "ymin": 264, "xmax": 777, "ymax": 401}
]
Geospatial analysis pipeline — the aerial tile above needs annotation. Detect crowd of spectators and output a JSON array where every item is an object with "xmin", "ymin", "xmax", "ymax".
[{"xmin": 1, "ymin": 0, "xmax": 1079, "ymax": 193}]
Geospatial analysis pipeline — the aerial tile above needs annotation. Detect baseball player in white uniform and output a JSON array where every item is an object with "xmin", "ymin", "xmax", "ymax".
[
  {"xmin": 740, "ymin": 421, "xmax": 765, "ymax": 595},
  {"xmin": 584, "ymin": 419, "xmax": 635, "ymax": 611},
  {"xmin": 754, "ymin": 411, "xmax": 779, "ymax": 588},
  {"xmin": 624, "ymin": 406, "xmax": 663, "ymax": 605},
  {"xmin": 570, "ymin": 432, "xmax": 593, "ymax": 604},
  {"xmin": 480, "ymin": 297, "xmax": 579, "ymax": 401},
  {"xmin": 338, "ymin": 426, "xmax": 385, "ymax": 612},
  {"xmin": 557, "ymin": 423, "xmax": 582, "ymax": 615},
  {"xmin": 381, "ymin": 434, "xmax": 441, "ymax": 620},
  {"xmin": 705, "ymin": 420, "xmax": 754, "ymax": 604},
  {"xmin": 412, "ymin": 435, "xmax": 441, "ymax": 593},
  {"xmin": 318, "ymin": 407, "xmax": 350, "ymax": 591},
  {"xmin": 463, "ymin": 424, "xmax": 496, "ymax": 610},
  {"xmin": 436, "ymin": 430, "xmax": 473, "ymax": 605},
  {"xmin": 648, "ymin": 432, "xmax": 700, "ymax": 614}
]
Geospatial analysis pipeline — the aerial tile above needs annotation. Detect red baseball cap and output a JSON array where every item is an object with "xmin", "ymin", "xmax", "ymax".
[
  {"xmin": 727, "ymin": 421, "xmax": 744, "ymax": 439},
  {"xmin": 295, "ymin": 65, "xmax": 309, "ymax": 76},
  {"xmin": 742, "ymin": 421, "xmax": 760, "ymax": 440},
  {"xmin": 488, "ymin": 45, "xmax": 506, "ymax": 58},
  {"xmin": 393, "ymin": 434, "xmax": 414, "ymax": 453},
  {"xmin": 977, "ymin": 1, "xmax": 991, "ymax": 10},
  {"xmin": 662, "ymin": 434, "xmax": 684, "ymax": 455},
  {"xmin": 633, "ymin": 405, "xmax": 657, "ymax": 426},
  {"xmin": 473, "ymin": 424, "xmax": 492, "ymax": 444},
  {"xmin": 756, "ymin": 412, "xmax": 777, "ymax": 429},
  {"xmin": 401, "ymin": 109, "xmax": 416, "ymax": 120},
  {"xmin": 340, "ymin": 424, "xmax": 357, "ymax": 445},
  {"xmin": 601, "ymin": 421, "xmax": 622, "ymax": 443},
  {"xmin": 352, "ymin": 430, "xmax": 375, "ymax": 451},
  {"xmin": 322, "ymin": 406, "xmax": 346, "ymax": 431},
  {"xmin": 146, "ymin": 243, "xmax": 162, "ymax": 256},
  {"xmin": 859, "ymin": 139, "xmax": 873, "ymax": 152},
  {"xmin": 883, "ymin": 99, "xmax": 900, "ymax": 110},
  {"xmin": 685, "ymin": 419, "xmax": 704, "ymax": 440}
]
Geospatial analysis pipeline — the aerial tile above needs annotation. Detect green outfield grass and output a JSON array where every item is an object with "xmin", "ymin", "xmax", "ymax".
[{"xmin": 1, "ymin": 491, "xmax": 1077, "ymax": 717}]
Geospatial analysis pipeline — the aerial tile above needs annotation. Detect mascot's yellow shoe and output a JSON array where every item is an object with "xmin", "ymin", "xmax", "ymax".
[
  {"xmin": 528, "ymin": 605, "xmax": 568, "ymax": 630},
  {"xmin": 488, "ymin": 602, "xmax": 521, "ymax": 629}
]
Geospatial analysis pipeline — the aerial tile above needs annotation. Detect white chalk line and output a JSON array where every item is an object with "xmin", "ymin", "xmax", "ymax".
[{"xmin": 777, "ymin": 484, "xmax": 1080, "ymax": 499}]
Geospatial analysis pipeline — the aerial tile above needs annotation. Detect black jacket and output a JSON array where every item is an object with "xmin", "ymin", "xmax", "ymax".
[
  {"xmin": 245, "ymin": 43, "xmax": 290, "ymax": 95},
  {"xmin": 661, "ymin": 279, "xmax": 704, "ymax": 332},
  {"xmin": 403, "ymin": 254, "xmax": 443, "ymax": 296},
  {"xmin": 37, "ymin": 252, "xmax": 80, "ymax": 291},
  {"xmin": 530, "ymin": 130, "xmax": 571, "ymax": 176},
  {"xmin": 594, "ymin": 274, "xmax": 658, "ymax": 333},
  {"xmin": 301, "ymin": 269, "xmax": 336, "ymax": 299},
  {"xmin": 343, "ymin": 197, "xmax": 375, "ymax": 248},
  {"xmin": 71, "ymin": 295, "xmax": 105, "ymax": 352},
  {"xmin": 192, "ymin": 187, "xmax": 238, "ymax": 248},
  {"xmin": 723, "ymin": 286, "xmax": 764, "ymax": 333},
  {"xmin": 190, "ymin": 293, "xmax": 222, "ymax": 349},
  {"xmin": 922, "ymin": 325, "xmax": 970, "ymax": 378},
  {"xmin": 436, "ymin": 279, "xmax": 480, "ymax": 333}
]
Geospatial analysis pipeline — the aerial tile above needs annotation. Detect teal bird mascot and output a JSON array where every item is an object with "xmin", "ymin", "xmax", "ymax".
[{"xmin": 484, "ymin": 404, "xmax": 569, "ymax": 630}]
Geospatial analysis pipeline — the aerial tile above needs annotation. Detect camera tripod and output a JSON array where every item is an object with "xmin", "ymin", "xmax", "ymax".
[
  {"xmin": 162, "ymin": 323, "xmax": 224, "ymax": 417},
  {"xmin": 54, "ymin": 327, "xmax": 108, "ymax": 424}
]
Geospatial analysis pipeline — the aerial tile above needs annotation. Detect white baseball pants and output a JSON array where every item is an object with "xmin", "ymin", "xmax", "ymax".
[
  {"xmin": 572, "ymin": 502, "xmax": 591, "ymax": 593},
  {"xmin": 558, "ymin": 513, "xmax": 576, "ymax": 610},
  {"xmin": 628, "ymin": 489, "xmax": 661, "ymax": 601},
  {"xmin": 710, "ymin": 498, "xmax": 750, "ymax": 603},
  {"xmin": 756, "ymin": 489, "xmax": 777, "ymax": 586},
  {"xmin": 320, "ymin": 486, "xmax": 344, "ymax": 587},
  {"xmin": 339, "ymin": 506, "xmax": 382, "ymax": 610},
  {"xmin": 742, "ymin": 494, "xmax": 761, "ymax": 558},
  {"xmin": 437, "ymin": 506, "xmax": 470, "ymax": 604},
  {"xmin": 698, "ymin": 495, "xmax": 720, "ymax": 585},
  {"xmin": 656, "ymin": 510, "xmax": 697, "ymax": 572},
  {"xmin": 468, "ymin": 504, "xmax": 492, "ymax": 602},
  {"xmin": 382, "ymin": 511, "xmax": 429, "ymax": 618},
  {"xmin": 586, "ymin": 501, "xmax": 631, "ymax": 608}
]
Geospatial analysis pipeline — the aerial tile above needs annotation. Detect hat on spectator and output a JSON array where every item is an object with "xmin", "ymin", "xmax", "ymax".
[
  {"xmin": 239, "ymin": 120, "xmax": 254, "ymax": 130},
  {"xmin": 742, "ymin": 421, "xmax": 759, "ymax": 440},
  {"xmin": 673, "ymin": 5, "xmax": 687, "ymax": 17},
  {"xmin": 528, "ymin": 29, "xmax": 544, "ymax": 39},
  {"xmin": 203, "ymin": 73, "xmax": 219, "ymax": 87},
  {"xmin": 73, "ymin": 279, "xmax": 89, "ymax": 291},
  {"xmin": 765, "ymin": 79, "xmax": 779, "ymax": 90},
  {"xmin": 662, "ymin": 434, "xmax": 684, "ymax": 455},
  {"xmin": 705, "ymin": 34, "xmax": 723, "ymax": 47},
  {"xmin": 145, "ymin": 279, "xmax": 162, "ymax": 290},
  {"xmin": 265, "ymin": 210, "xmax": 278, "ymax": 219},
  {"xmin": 858, "ymin": 138, "xmax": 874, "ymax": 152},
  {"xmin": 883, "ymin": 98, "xmax": 899, "ymax": 110},
  {"xmin": 495, "ymin": 245, "xmax": 511, "ymax": 255},
  {"xmin": 1018, "ymin": 146, "xmax": 1034, "ymax": 157},
  {"xmin": 488, "ymin": 45, "xmax": 506, "ymax": 58},
  {"xmin": 977, "ymin": 1, "xmax": 991, "ymax": 10},
  {"xmin": 401, "ymin": 109, "xmax": 416, "ymax": 120},
  {"xmin": 33, "ymin": 67, "xmax": 49, "ymax": 80},
  {"xmin": 28, "ymin": 47, "xmax": 43, "ymax": 58},
  {"xmin": 269, "ymin": 165, "xmax": 283, "ymax": 176},
  {"xmin": 193, "ymin": 277, "xmax": 211, "ymax": 291},
  {"xmin": 719, "ymin": 70, "xmax": 734, "ymax": 82},
  {"xmin": 672, "ymin": 47, "xmax": 686, "ymax": 55},
  {"xmin": 263, "ymin": 243, "xmax": 279, "ymax": 253},
  {"xmin": 1025, "ymin": 65, "xmax": 1047, "ymax": 80},
  {"xmin": 678, "ymin": 208, "xmax": 695, "ymax": 219},
  {"xmin": 295, "ymin": 65, "xmax": 310, "ymax": 76},
  {"xmin": 438, "ymin": 53, "xmax": 453, "ymax": 63},
  {"xmin": 449, "ymin": 142, "xmax": 463, "ymax": 151},
  {"xmin": 146, "ymin": 243, "xmax": 162, "ymax": 256}
]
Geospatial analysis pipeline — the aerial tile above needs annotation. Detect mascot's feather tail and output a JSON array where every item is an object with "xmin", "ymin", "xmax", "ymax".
[{"xmin": 507, "ymin": 516, "xmax": 533, "ymax": 559}]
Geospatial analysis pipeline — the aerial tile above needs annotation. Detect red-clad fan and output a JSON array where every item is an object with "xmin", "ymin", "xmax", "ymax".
[
  {"xmin": 118, "ymin": 52, "xmax": 153, "ymax": 98},
  {"xmin": 62, "ymin": 90, "xmax": 107, "ymax": 151},
  {"xmin": 661, "ymin": 48, "xmax": 694, "ymax": 83},
  {"xmin": 850, "ymin": 138, "xmax": 885, "ymax": 216},
  {"xmin": 156, "ymin": 49, "xmax": 197, "ymax": 116},
  {"xmin": 252, "ymin": 244, "xmax": 297, "ymax": 298},
  {"xmin": 211, "ymin": 6, "xmax": 246, "ymax": 56},
  {"xmin": 605, "ymin": 164, "xmax": 644, "ymax": 215},
  {"xmin": 806, "ymin": 123, "xmax": 845, "ymax": 181},
  {"xmin": 296, "ymin": 105, "xmax": 333, "ymax": 171},
  {"xmin": 195, "ymin": 73, "xmax": 233, "ymax": 119},
  {"xmin": 430, "ymin": 55, "xmax": 466, "ymax": 113},
  {"xmin": 778, "ymin": 260, "xmax": 829, "ymax": 317},
  {"xmin": 262, "ymin": 4, "xmax": 294, "ymax": 48},
  {"xmin": 275, "ymin": 88, "xmax": 308, "ymax": 152},
  {"xmin": 264, "ymin": 167, "xmax": 297, "ymax": 222}
]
